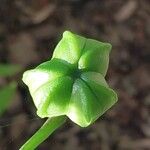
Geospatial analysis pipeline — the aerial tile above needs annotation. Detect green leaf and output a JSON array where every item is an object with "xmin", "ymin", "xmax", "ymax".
[
  {"xmin": 0, "ymin": 82, "xmax": 17, "ymax": 115},
  {"xmin": 0, "ymin": 64, "xmax": 21, "ymax": 77}
]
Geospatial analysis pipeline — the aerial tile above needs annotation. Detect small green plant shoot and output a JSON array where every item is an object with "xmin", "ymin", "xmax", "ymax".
[
  {"xmin": 20, "ymin": 31, "xmax": 118, "ymax": 149},
  {"xmin": 0, "ymin": 82, "xmax": 17, "ymax": 116},
  {"xmin": 0, "ymin": 63, "xmax": 21, "ymax": 116}
]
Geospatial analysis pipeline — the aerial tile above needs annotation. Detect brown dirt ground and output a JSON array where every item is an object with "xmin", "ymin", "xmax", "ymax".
[{"xmin": 0, "ymin": 0, "xmax": 150, "ymax": 150}]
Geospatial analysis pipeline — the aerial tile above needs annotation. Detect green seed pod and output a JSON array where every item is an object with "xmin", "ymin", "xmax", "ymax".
[{"xmin": 23, "ymin": 31, "xmax": 117, "ymax": 127}]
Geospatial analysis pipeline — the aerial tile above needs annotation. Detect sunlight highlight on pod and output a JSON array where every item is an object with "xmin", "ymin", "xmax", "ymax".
[{"xmin": 20, "ymin": 31, "xmax": 118, "ymax": 150}]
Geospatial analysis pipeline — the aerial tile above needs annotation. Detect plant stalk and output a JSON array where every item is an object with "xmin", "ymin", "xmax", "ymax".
[{"xmin": 20, "ymin": 116, "xmax": 66, "ymax": 150}]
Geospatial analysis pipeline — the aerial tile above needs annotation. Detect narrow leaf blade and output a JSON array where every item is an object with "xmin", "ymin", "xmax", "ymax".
[{"xmin": 0, "ymin": 82, "xmax": 17, "ymax": 115}]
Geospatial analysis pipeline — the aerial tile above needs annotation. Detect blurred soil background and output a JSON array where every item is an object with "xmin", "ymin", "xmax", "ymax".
[{"xmin": 0, "ymin": 0, "xmax": 150, "ymax": 150}]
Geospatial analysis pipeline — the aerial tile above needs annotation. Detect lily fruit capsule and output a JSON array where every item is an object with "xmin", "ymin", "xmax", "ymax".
[{"xmin": 23, "ymin": 31, "xmax": 118, "ymax": 127}]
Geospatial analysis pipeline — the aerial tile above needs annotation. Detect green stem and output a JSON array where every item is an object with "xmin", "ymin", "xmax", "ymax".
[{"xmin": 20, "ymin": 116, "xmax": 66, "ymax": 150}]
